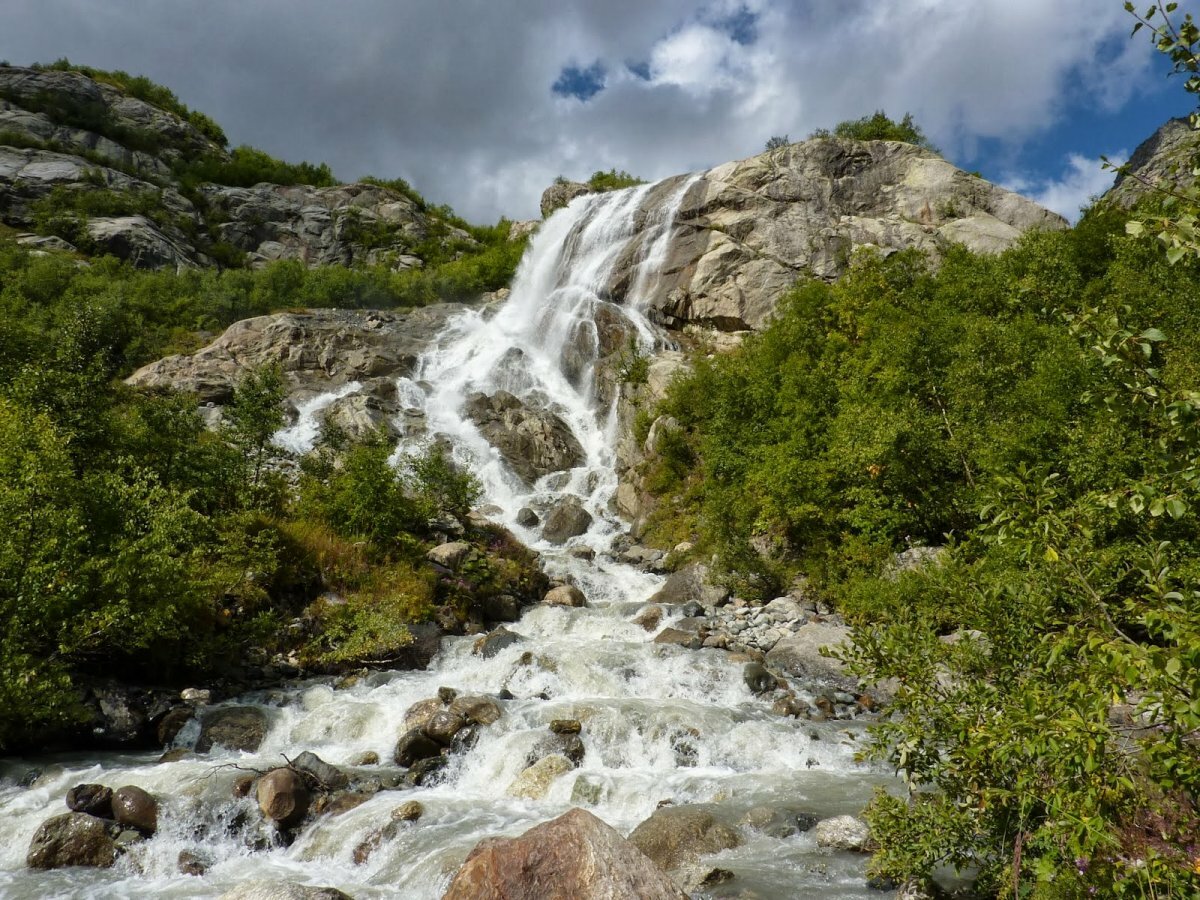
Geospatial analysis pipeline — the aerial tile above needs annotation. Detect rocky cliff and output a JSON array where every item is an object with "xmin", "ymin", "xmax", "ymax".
[
  {"xmin": 0, "ymin": 64, "xmax": 471, "ymax": 270},
  {"xmin": 1104, "ymin": 116, "xmax": 1199, "ymax": 209},
  {"xmin": 543, "ymin": 138, "xmax": 1066, "ymax": 333}
]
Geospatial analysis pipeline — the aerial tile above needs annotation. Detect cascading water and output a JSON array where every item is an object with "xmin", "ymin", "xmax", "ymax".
[{"xmin": 0, "ymin": 179, "xmax": 891, "ymax": 899}]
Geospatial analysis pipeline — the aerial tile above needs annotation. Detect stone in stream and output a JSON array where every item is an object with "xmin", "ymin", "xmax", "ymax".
[
  {"xmin": 550, "ymin": 718, "xmax": 582, "ymax": 735},
  {"xmin": 763, "ymin": 622, "xmax": 856, "ymax": 690},
  {"xmin": 405, "ymin": 755, "xmax": 448, "ymax": 786},
  {"xmin": 65, "ymin": 783, "xmax": 113, "ymax": 818},
  {"xmin": 448, "ymin": 694, "xmax": 503, "ymax": 726},
  {"xmin": 111, "ymin": 785, "xmax": 157, "ymax": 834},
  {"xmin": 156, "ymin": 705, "xmax": 195, "ymax": 745},
  {"xmin": 352, "ymin": 800, "xmax": 425, "ymax": 865},
  {"xmin": 291, "ymin": 751, "xmax": 350, "ymax": 791},
  {"xmin": 404, "ymin": 696, "xmax": 444, "ymax": 731},
  {"xmin": 349, "ymin": 750, "xmax": 380, "ymax": 766},
  {"xmin": 648, "ymin": 562, "xmax": 729, "ymax": 607},
  {"xmin": 394, "ymin": 728, "xmax": 443, "ymax": 767},
  {"xmin": 543, "ymin": 584, "xmax": 588, "ymax": 607},
  {"xmin": 812, "ymin": 814, "xmax": 872, "ymax": 852},
  {"xmin": 26, "ymin": 812, "xmax": 119, "ymax": 869},
  {"xmin": 195, "ymin": 705, "xmax": 269, "ymax": 753},
  {"xmin": 178, "ymin": 849, "xmax": 209, "ymax": 876},
  {"xmin": 742, "ymin": 662, "xmax": 777, "ymax": 694},
  {"xmin": 463, "ymin": 390, "xmax": 585, "ymax": 485},
  {"xmin": 256, "ymin": 768, "xmax": 311, "ymax": 828},
  {"xmin": 425, "ymin": 709, "xmax": 469, "ymax": 746},
  {"xmin": 540, "ymin": 496, "xmax": 593, "ymax": 544},
  {"xmin": 633, "ymin": 605, "xmax": 663, "ymax": 631},
  {"xmin": 528, "ymin": 731, "xmax": 586, "ymax": 768},
  {"xmin": 442, "ymin": 807, "xmax": 687, "ymax": 900},
  {"xmin": 506, "ymin": 754, "xmax": 574, "ymax": 799},
  {"xmin": 627, "ymin": 805, "xmax": 743, "ymax": 881},
  {"xmin": 653, "ymin": 627, "xmax": 703, "ymax": 650},
  {"xmin": 516, "ymin": 506, "xmax": 539, "ymax": 527},
  {"xmin": 473, "ymin": 626, "xmax": 521, "ymax": 658}
]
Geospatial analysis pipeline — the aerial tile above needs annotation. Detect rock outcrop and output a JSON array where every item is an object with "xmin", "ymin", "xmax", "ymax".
[
  {"xmin": 545, "ymin": 138, "xmax": 1066, "ymax": 333},
  {"xmin": 442, "ymin": 807, "xmax": 687, "ymax": 900},
  {"xmin": 1104, "ymin": 117, "xmax": 1199, "ymax": 209},
  {"xmin": 540, "ymin": 179, "xmax": 594, "ymax": 218},
  {"xmin": 0, "ymin": 65, "xmax": 474, "ymax": 271},
  {"xmin": 464, "ymin": 390, "xmax": 585, "ymax": 485},
  {"xmin": 127, "ymin": 305, "xmax": 463, "ymax": 404}
]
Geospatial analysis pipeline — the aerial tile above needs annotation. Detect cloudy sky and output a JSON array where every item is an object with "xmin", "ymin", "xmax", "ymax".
[{"xmin": 5, "ymin": 0, "xmax": 1195, "ymax": 223}]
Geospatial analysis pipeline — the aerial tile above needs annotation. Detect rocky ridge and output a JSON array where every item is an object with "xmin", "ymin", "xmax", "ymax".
[{"xmin": 0, "ymin": 64, "xmax": 473, "ymax": 271}]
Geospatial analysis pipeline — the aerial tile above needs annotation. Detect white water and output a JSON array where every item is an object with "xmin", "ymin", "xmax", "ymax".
[{"xmin": 0, "ymin": 180, "xmax": 889, "ymax": 898}]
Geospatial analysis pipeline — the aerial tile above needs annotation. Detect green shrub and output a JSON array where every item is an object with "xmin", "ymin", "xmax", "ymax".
[{"xmin": 810, "ymin": 111, "xmax": 938, "ymax": 153}]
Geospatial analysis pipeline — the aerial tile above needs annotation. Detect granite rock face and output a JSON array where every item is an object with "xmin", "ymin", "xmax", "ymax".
[{"xmin": 1104, "ymin": 117, "xmax": 1199, "ymax": 209}]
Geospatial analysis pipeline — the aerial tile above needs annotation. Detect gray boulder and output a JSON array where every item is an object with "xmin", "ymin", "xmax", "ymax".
[
  {"xmin": 764, "ymin": 623, "xmax": 855, "ymax": 690},
  {"xmin": 291, "ymin": 751, "xmax": 349, "ymax": 791},
  {"xmin": 26, "ymin": 812, "xmax": 118, "ymax": 869},
  {"xmin": 464, "ymin": 391, "xmax": 584, "ymax": 485},
  {"xmin": 543, "ymin": 584, "xmax": 588, "ymax": 607},
  {"xmin": 218, "ymin": 883, "xmax": 353, "ymax": 900},
  {"xmin": 1106, "ymin": 117, "xmax": 1199, "ymax": 209},
  {"xmin": 195, "ymin": 706, "xmax": 269, "ymax": 753},
  {"xmin": 627, "ymin": 805, "xmax": 743, "ymax": 881},
  {"xmin": 812, "ymin": 814, "xmax": 871, "ymax": 852},
  {"xmin": 541, "ymin": 497, "xmax": 593, "ymax": 544},
  {"xmin": 540, "ymin": 180, "xmax": 594, "ymax": 218},
  {"xmin": 649, "ymin": 563, "xmax": 729, "ymax": 607}
]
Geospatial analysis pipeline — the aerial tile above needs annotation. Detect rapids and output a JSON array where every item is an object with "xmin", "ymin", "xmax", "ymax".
[{"xmin": 0, "ymin": 180, "xmax": 891, "ymax": 899}]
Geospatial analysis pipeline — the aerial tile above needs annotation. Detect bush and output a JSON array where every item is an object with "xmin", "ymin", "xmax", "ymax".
[
  {"xmin": 810, "ymin": 111, "xmax": 938, "ymax": 153},
  {"xmin": 586, "ymin": 168, "xmax": 646, "ymax": 191}
]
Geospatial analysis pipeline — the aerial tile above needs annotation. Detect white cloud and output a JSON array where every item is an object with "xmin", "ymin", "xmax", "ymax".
[
  {"xmin": 1, "ymin": 0, "xmax": 1166, "ymax": 221},
  {"xmin": 1004, "ymin": 153, "xmax": 1126, "ymax": 223}
]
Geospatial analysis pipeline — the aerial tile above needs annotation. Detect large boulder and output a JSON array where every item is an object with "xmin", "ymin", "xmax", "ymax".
[
  {"xmin": 256, "ymin": 768, "xmax": 311, "ymax": 828},
  {"xmin": 543, "ymin": 584, "xmax": 587, "ymax": 607},
  {"xmin": 112, "ymin": 785, "xmax": 158, "ymax": 834},
  {"xmin": 541, "ymin": 497, "xmax": 593, "ymax": 544},
  {"xmin": 627, "ymin": 805, "xmax": 743, "ymax": 876},
  {"xmin": 195, "ymin": 706, "xmax": 269, "ymax": 753},
  {"xmin": 812, "ymin": 814, "xmax": 872, "ymax": 852},
  {"xmin": 86, "ymin": 215, "xmax": 202, "ymax": 270},
  {"xmin": 764, "ymin": 622, "xmax": 855, "ymax": 689},
  {"xmin": 464, "ymin": 391, "xmax": 585, "ymax": 485},
  {"xmin": 127, "ymin": 305, "xmax": 463, "ymax": 404},
  {"xmin": 26, "ymin": 812, "xmax": 118, "ymax": 869},
  {"xmin": 442, "ymin": 807, "xmax": 687, "ymax": 900},
  {"xmin": 649, "ymin": 563, "xmax": 729, "ymax": 607},
  {"xmin": 65, "ymin": 783, "xmax": 113, "ymax": 818}
]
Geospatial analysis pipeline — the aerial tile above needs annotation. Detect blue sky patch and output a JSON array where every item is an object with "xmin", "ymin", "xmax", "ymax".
[
  {"xmin": 552, "ymin": 62, "xmax": 607, "ymax": 101},
  {"xmin": 713, "ymin": 5, "xmax": 758, "ymax": 46}
]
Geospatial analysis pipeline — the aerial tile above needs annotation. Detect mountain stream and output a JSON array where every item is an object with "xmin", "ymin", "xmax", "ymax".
[{"xmin": 0, "ymin": 180, "xmax": 891, "ymax": 899}]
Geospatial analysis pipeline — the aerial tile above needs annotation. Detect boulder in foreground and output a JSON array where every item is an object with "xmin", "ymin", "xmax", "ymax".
[{"xmin": 442, "ymin": 807, "xmax": 686, "ymax": 899}]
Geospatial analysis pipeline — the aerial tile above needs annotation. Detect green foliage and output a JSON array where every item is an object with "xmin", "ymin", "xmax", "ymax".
[
  {"xmin": 616, "ymin": 336, "xmax": 650, "ymax": 385},
  {"xmin": 586, "ymin": 168, "xmax": 646, "ymax": 191},
  {"xmin": 765, "ymin": 135, "xmax": 790, "ymax": 151},
  {"xmin": 176, "ymin": 144, "xmax": 336, "ymax": 189},
  {"xmin": 810, "ymin": 111, "xmax": 939, "ymax": 153},
  {"xmin": 408, "ymin": 445, "xmax": 483, "ymax": 521},
  {"xmin": 224, "ymin": 364, "xmax": 287, "ymax": 506}
]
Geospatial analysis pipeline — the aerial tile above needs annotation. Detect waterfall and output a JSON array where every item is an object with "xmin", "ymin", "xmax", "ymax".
[{"xmin": 0, "ymin": 178, "xmax": 888, "ymax": 900}]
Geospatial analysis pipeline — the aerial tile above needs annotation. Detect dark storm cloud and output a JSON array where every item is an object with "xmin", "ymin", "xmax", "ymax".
[{"xmin": 2, "ymin": 1, "xmax": 1156, "ymax": 222}]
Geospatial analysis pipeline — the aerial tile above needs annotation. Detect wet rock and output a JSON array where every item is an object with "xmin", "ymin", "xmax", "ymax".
[
  {"xmin": 156, "ymin": 705, "xmax": 195, "ymax": 746},
  {"xmin": 443, "ymin": 807, "xmax": 687, "ymax": 900},
  {"xmin": 507, "ymin": 754, "xmax": 573, "ymax": 799},
  {"xmin": 83, "ymin": 682, "xmax": 176, "ymax": 748},
  {"xmin": 528, "ymin": 731, "xmax": 586, "ymax": 768},
  {"xmin": 438, "ymin": 686, "xmax": 459, "ymax": 703},
  {"xmin": 394, "ymin": 728, "xmax": 444, "ymax": 767},
  {"xmin": 448, "ymin": 694, "xmax": 502, "ymax": 726},
  {"xmin": 181, "ymin": 687, "xmax": 212, "ymax": 705},
  {"xmin": 426, "ymin": 541, "xmax": 471, "ymax": 570},
  {"xmin": 233, "ymin": 774, "xmax": 256, "ymax": 798},
  {"xmin": 483, "ymin": 593, "xmax": 522, "ymax": 622},
  {"xmin": 256, "ymin": 768, "xmax": 311, "ymax": 828},
  {"xmin": 473, "ymin": 626, "xmax": 521, "ymax": 658},
  {"xmin": 217, "ymin": 883, "xmax": 354, "ymax": 900},
  {"xmin": 26, "ymin": 812, "xmax": 118, "ymax": 869},
  {"xmin": 425, "ymin": 709, "xmax": 468, "ymax": 746},
  {"xmin": 404, "ymin": 697, "xmax": 444, "ymax": 731},
  {"xmin": 633, "ymin": 605, "xmax": 663, "ymax": 631},
  {"xmin": 450, "ymin": 723, "xmax": 481, "ymax": 754},
  {"xmin": 627, "ymin": 805, "xmax": 743, "ymax": 878},
  {"xmin": 743, "ymin": 662, "xmax": 776, "ymax": 694},
  {"xmin": 350, "ymin": 750, "xmax": 380, "ymax": 767},
  {"xmin": 550, "ymin": 719, "xmax": 582, "ymax": 735},
  {"xmin": 178, "ymin": 849, "xmax": 209, "ymax": 876},
  {"xmin": 570, "ymin": 773, "xmax": 609, "ymax": 805},
  {"xmin": 649, "ymin": 563, "xmax": 729, "ymax": 607},
  {"xmin": 65, "ymin": 783, "xmax": 113, "ymax": 818},
  {"xmin": 292, "ymin": 751, "xmax": 350, "ymax": 790},
  {"xmin": 543, "ymin": 584, "xmax": 587, "ymax": 607},
  {"xmin": 112, "ymin": 785, "xmax": 157, "ymax": 834},
  {"xmin": 464, "ymin": 390, "xmax": 585, "ymax": 485},
  {"xmin": 653, "ymin": 627, "xmax": 703, "ymax": 650},
  {"xmin": 406, "ymin": 755, "xmax": 448, "ymax": 786},
  {"xmin": 739, "ymin": 806, "xmax": 819, "ymax": 838},
  {"xmin": 196, "ymin": 706, "xmax": 269, "ymax": 753},
  {"xmin": 541, "ymin": 496, "xmax": 593, "ymax": 544},
  {"xmin": 812, "ymin": 814, "xmax": 871, "ymax": 852},
  {"xmin": 568, "ymin": 546, "xmax": 596, "ymax": 561},
  {"xmin": 516, "ymin": 507, "xmax": 539, "ymax": 527},
  {"xmin": 393, "ymin": 799, "xmax": 424, "ymax": 821},
  {"xmin": 311, "ymin": 790, "xmax": 371, "ymax": 818},
  {"xmin": 158, "ymin": 748, "xmax": 193, "ymax": 763}
]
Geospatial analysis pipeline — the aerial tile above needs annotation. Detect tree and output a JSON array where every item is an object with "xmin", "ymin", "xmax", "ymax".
[{"xmin": 224, "ymin": 364, "xmax": 287, "ymax": 503}]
